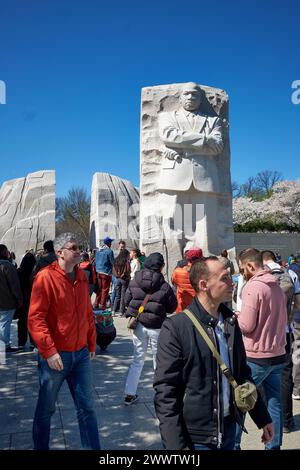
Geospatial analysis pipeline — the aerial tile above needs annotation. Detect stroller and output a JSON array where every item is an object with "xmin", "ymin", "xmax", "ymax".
[{"xmin": 93, "ymin": 309, "xmax": 116, "ymax": 351}]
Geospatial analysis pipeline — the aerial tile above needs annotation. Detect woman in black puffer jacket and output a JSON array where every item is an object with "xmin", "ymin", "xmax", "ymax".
[{"xmin": 123, "ymin": 252, "xmax": 177, "ymax": 405}]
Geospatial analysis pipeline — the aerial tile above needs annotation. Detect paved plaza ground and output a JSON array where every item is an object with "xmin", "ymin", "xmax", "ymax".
[{"xmin": 0, "ymin": 317, "xmax": 300, "ymax": 451}]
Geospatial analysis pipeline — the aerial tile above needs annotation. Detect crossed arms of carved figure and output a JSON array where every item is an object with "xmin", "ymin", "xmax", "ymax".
[{"xmin": 159, "ymin": 114, "xmax": 224, "ymax": 157}]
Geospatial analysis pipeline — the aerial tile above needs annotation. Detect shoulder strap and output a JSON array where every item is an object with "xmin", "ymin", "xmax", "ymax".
[
  {"xmin": 183, "ymin": 309, "xmax": 238, "ymax": 389},
  {"xmin": 138, "ymin": 292, "xmax": 152, "ymax": 315}
]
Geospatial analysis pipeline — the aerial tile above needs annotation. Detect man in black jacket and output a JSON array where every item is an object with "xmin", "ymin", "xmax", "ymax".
[{"xmin": 154, "ymin": 256, "xmax": 274, "ymax": 450}]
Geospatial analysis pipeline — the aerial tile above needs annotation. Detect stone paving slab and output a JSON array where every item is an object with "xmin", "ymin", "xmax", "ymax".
[{"xmin": 1, "ymin": 318, "xmax": 300, "ymax": 450}]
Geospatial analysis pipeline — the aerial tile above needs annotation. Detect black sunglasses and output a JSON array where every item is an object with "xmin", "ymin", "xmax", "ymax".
[{"xmin": 62, "ymin": 244, "xmax": 80, "ymax": 252}]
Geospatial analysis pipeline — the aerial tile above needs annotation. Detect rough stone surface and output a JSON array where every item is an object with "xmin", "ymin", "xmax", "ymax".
[
  {"xmin": 0, "ymin": 170, "xmax": 55, "ymax": 264},
  {"xmin": 90, "ymin": 172, "xmax": 139, "ymax": 249},
  {"xmin": 140, "ymin": 82, "xmax": 234, "ymax": 278}
]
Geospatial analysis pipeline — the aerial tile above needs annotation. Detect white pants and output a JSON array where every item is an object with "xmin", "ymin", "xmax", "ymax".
[{"xmin": 125, "ymin": 322, "xmax": 160, "ymax": 396}]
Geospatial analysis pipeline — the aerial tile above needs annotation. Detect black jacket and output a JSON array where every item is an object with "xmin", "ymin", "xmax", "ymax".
[
  {"xmin": 153, "ymin": 297, "xmax": 272, "ymax": 449},
  {"xmin": 31, "ymin": 252, "xmax": 57, "ymax": 279},
  {"xmin": 0, "ymin": 260, "xmax": 23, "ymax": 310},
  {"xmin": 125, "ymin": 269, "xmax": 177, "ymax": 329}
]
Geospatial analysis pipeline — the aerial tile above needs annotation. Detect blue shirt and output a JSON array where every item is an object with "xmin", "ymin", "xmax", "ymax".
[{"xmin": 215, "ymin": 313, "xmax": 231, "ymax": 417}]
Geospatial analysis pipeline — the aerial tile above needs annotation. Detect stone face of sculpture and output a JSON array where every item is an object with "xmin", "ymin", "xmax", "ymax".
[
  {"xmin": 140, "ymin": 82, "xmax": 234, "ymax": 279},
  {"xmin": 0, "ymin": 170, "xmax": 55, "ymax": 265},
  {"xmin": 90, "ymin": 172, "xmax": 139, "ymax": 250}
]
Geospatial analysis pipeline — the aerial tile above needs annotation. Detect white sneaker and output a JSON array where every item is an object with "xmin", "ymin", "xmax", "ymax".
[{"xmin": 292, "ymin": 393, "xmax": 300, "ymax": 400}]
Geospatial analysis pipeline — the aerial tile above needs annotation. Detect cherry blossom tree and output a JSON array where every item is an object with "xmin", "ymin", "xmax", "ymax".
[{"xmin": 233, "ymin": 179, "xmax": 300, "ymax": 231}]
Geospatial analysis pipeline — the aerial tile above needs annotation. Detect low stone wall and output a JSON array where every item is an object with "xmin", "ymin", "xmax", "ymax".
[{"xmin": 234, "ymin": 232, "xmax": 300, "ymax": 260}]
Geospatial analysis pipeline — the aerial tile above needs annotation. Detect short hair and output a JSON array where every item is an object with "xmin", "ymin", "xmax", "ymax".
[
  {"xmin": 81, "ymin": 252, "xmax": 89, "ymax": 261},
  {"xmin": 0, "ymin": 244, "xmax": 8, "ymax": 260},
  {"xmin": 220, "ymin": 249, "xmax": 228, "ymax": 258},
  {"xmin": 53, "ymin": 233, "xmax": 77, "ymax": 252},
  {"xmin": 181, "ymin": 82, "xmax": 202, "ymax": 94},
  {"xmin": 43, "ymin": 240, "xmax": 54, "ymax": 253},
  {"xmin": 261, "ymin": 250, "xmax": 276, "ymax": 262},
  {"xmin": 189, "ymin": 256, "xmax": 219, "ymax": 293},
  {"xmin": 239, "ymin": 248, "xmax": 263, "ymax": 266},
  {"xmin": 119, "ymin": 240, "xmax": 126, "ymax": 245}
]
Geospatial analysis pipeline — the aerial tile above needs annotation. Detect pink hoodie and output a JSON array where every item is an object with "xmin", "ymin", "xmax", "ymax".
[{"xmin": 238, "ymin": 270, "xmax": 287, "ymax": 359}]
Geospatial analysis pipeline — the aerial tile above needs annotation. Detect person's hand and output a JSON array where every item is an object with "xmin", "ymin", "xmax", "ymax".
[
  {"xmin": 206, "ymin": 135, "xmax": 223, "ymax": 152},
  {"xmin": 163, "ymin": 148, "xmax": 181, "ymax": 162},
  {"xmin": 261, "ymin": 422, "xmax": 274, "ymax": 444},
  {"xmin": 47, "ymin": 353, "xmax": 64, "ymax": 371},
  {"xmin": 90, "ymin": 352, "xmax": 96, "ymax": 360}
]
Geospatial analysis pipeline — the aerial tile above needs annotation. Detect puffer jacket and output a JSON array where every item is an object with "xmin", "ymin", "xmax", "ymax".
[
  {"xmin": 28, "ymin": 261, "xmax": 96, "ymax": 359},
  {"xmin": 171, "ymin": 266, "xmax": 195, "ymax": 312},
  {"xmin": 125, "ymin": 269, "xmax": 177, "ymax": 329}
]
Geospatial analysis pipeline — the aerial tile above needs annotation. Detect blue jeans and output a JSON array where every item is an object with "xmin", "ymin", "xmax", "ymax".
[
  {"xmin": 194, "ymin": 415, "xmax": 236, "ymax": 450},
  {"xmin": 33, "ymin": 346, "xmax": 100, "ymax": 450},
  {"xmin": 0, "ymin": 309, "xmax": 15, "ymax": 346},
  {"xmin": 111, "ymin": 276, "xmax": 117, "ymax": 305},
  {"xmin": 235, "ymin": 361, "xmax": 283, "ymax": 450}
]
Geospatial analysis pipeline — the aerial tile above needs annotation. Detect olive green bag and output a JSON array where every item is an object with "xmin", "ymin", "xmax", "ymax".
[{"xmin": 184, "ymin": 309, "xmax": 258, "ymax": 413}]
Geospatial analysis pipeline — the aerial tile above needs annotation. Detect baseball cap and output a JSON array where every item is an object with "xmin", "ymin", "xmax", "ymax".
[
  {"xmin": 103, "ymin": 237, "xmax": 114, "ymax": 245},
  {"xmin": 185, "ymin": 248, "xmax": 203, "ymax": 261}
]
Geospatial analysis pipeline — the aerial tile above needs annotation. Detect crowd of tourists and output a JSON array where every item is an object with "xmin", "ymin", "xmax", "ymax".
[{"xmin": 0, "ymin": 235, "xmax": 300, "ymax": 451}]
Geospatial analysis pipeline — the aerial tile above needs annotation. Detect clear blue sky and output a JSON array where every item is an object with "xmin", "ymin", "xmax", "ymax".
[{"xmin": 1, "ymin": 0, "xmax": 299, "ymax": 196}]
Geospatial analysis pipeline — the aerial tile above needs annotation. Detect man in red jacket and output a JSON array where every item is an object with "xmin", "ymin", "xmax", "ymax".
[{"xmin": 28, "ymin": 233, "xmax": 100, "ymax": 450}]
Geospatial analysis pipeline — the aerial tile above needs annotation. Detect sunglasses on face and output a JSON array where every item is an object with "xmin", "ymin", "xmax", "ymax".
[{"xmin": 62, "ymin": 244, "xmax": 80, "ymax": 252}]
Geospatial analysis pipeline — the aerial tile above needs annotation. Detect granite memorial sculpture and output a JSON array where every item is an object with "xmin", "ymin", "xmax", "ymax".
[
  {"xmin": 90, "ymin": 172, "xmax": 139, "ymax": 249},
  {"xmin": 0, "ymin": 170, "xmax": 55, "ymax": 264},
  {"xmin": 140, "ymin": 82, "xmax": 234, "ymax": 277}
]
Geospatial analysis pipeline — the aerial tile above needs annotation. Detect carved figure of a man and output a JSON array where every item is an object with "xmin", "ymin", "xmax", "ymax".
[
  {"xmin": 157, "ymin": 82, "xmax": 226, "ymax": 254},
  {"xmin": 158, "ymin": 82, "xmax": 224, "ymax": 193}
]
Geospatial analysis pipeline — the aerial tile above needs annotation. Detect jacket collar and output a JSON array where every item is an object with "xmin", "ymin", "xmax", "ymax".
[
  {"xmin": 50, "ymin": 260, "xmax": 83, "ymax": 282},
  {"xmin": 189, "ymin": 296, "xmax": 237, "ymax": 328}
]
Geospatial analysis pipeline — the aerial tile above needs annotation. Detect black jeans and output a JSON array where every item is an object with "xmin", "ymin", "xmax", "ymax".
[
  {"xmin": 281, "ymin": 332, "xmax": 294, "ymax": 426},
  {"xmin": 113, "ymin": 278, "xmax": 129, "ymax": 314}
]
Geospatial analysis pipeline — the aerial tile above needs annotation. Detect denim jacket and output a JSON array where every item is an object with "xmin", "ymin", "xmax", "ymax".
[{"xmin": 94, "ymin": 245, "xmax": 114, "ymax": 275}]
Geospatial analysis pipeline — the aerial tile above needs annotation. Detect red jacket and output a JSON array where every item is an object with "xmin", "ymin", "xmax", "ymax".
[
  {"xmin": 79, "ymin": 261, "xmax": 97, "ymax": 284},
  {"xmin": 28, "ymin": 261, "xmax": 96, "ymax": 359},
  {"xmin": 171, "ymin": 266, "xmax": 195, "ymax": 312}
]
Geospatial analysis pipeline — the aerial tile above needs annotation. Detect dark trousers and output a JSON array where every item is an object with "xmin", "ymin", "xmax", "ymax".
[
  {"xmin": 281, "ymin": 332, "xmax": 294, "ymax": 426},
  {"xmin": 113, "ymin": 278, "xmax": 129, "ymax": 314},
  {"xmin": 93, "ymin": 273, "xmax": 111, "ymax": 310},
  {"xmin": 17, "ymin": 311, "xmax": 34, "ymax": 347}
]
